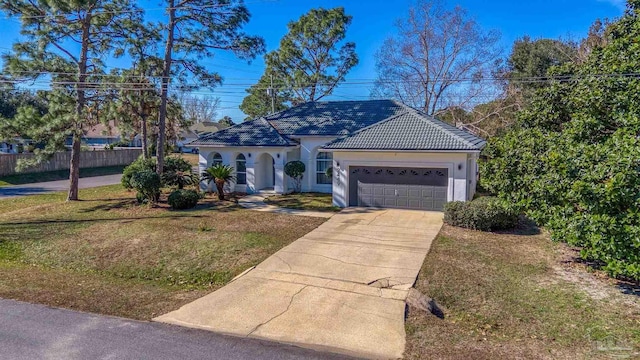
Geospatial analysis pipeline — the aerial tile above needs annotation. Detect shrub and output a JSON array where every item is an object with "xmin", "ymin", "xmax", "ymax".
[
  {"xmin": 284, "ymin": 161, "xmax": 305, "ymax": 192},
  {"xmin": 168, "ymin": 189, "xmax": 200, "ymax": 209},
  {"xmin": 129, "ymin": 169, "xmax": 161, "ymax": 204},
  {"xmin": 444, "ymin": 197, "xmax": 519, "ymax": 232},
  {"xmin": 163, "ymin": 156, "xmax": 192, "ymax": 173},
  {"xmin": 122, "ymin": 157, "xmax": 156, "ymax": 189}
]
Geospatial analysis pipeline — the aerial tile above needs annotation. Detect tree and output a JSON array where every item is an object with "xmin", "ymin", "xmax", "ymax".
[
  {"xmin": 180, "ymin": 93, "xmax": 220, "ymax": 124},
  {"xmin": 507, "ymin": 36, "xmax": 578, "ymax": 92},
  {"xmin": 239, "ymin": 70, "xmax": 290, "ymax": 119},
  {"xmin": 201, "ymin": 164, "xmax": 236, "ymax": 200},
  {"xmin": 218, "ymin": 116, "xmax": 235, "ymax": 127},
  {"xmin": 0, "ymin": 0, "xmax": 140, "ymax": 200},
  {"xmin": 263, "ymin": 7, "xmax": 358, "ymax": 103},
  {"xmin": 154, "ymin": 0, "xmax": 264, "ymax": 177},
  {"xmin": 371, "ymin": 0, "xmax": 501, "ymax": 115},
  {"xmin": 482, "ymin": 2, "xmax": 640, "ymax": 280},
  {"xmin": 108, "ymin": 19, "xmax": 163, "ymax": 159},
  {"xmin": 284, "ymin": 161, "xmax": 305, "ymax": 193}
]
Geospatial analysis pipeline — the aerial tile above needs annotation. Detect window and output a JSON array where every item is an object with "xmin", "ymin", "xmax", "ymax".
[
  {"xmin": 211, "ymin": 152, "xmax": 223, "ymax": 166},
  {"xmin": 236, "ymin": 154, "xmax": 246, "ymax": 185},
  {"xmin": 316, "ymin": 152, "xmax": 332, "ymax": 185}
]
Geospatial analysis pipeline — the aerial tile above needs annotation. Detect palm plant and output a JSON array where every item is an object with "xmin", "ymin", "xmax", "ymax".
[
  {"xmin": 201, "ymin": 164, "xmax": 236, "ymax": 200},
  {"xmin": 162, "ymin": 170, "xmax": 197, "ymax": 189}
]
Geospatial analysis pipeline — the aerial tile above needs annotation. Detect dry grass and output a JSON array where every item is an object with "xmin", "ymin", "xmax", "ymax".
[
  {"xmin": 0, "ymin": 185, "xmax": 325, "ymax": 319},
  {"xmin": 176, "ymin": 153, "xmax": 200, "ymax": 167},
  {"xmin": 264, "ymin": 192, "xmax": 340, "ymax": 212},
  {"xmin": 404, "ymin": 224, "xmax": 640, "ymax": 360}
]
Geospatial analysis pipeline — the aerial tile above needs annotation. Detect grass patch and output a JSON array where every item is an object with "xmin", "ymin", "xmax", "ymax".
[
  {"xmin": 0, "ymin": 165, "xmax": 126, "ymax": 187},
  {"xmin": 175, "ymin": 153, "xmax": 199, "ymax": 167},
  {"xmin": 404, "ymin": 225, "xmax": 640, "ymax": 359},
  {"xmin": 264, "ymin": 192, "xmax": 340, "ymax": 212},
  {"xmin": 0, "ymin": 185, "xmax": 325, "ymax": 319}
]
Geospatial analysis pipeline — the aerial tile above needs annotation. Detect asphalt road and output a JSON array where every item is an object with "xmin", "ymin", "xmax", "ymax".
[
  {"xmin": 0, "ymin": 174, "xmax": 123, "ymax": 199},
  {"xmin": 0, "ymin": 299, "xmax": 355, "ymax": 360}
]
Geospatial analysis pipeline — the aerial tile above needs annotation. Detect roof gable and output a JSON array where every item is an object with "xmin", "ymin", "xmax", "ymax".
[{"xmin": 322, "ymin": 108, "xmax": 486, "ymax": 151}]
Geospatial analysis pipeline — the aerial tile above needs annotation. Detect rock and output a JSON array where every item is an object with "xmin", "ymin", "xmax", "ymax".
[{"xmin": 406, "ymin": 288, "xmax": 444, "ymax": 319}]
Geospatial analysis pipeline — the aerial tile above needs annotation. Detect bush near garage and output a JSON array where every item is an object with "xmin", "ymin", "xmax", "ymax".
[{"xmin": 444, "ymin": 197, "xmax": 519, "ymax": 232}]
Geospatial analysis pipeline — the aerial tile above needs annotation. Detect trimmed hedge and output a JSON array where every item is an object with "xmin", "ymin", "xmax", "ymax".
[
  {"xmin": 168, "ymin": 189, "xmax": 200, "ymax": 210},
  {"xmin": 444, "ymin": 197, "xmax": 519, "ymax": 231}
]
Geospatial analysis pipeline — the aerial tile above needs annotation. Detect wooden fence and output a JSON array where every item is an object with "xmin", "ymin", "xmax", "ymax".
[{"xmin": 0, "ymin": 148, "xmax": 142, "ymax": 176}]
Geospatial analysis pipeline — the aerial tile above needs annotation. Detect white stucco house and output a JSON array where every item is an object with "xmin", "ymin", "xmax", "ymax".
[{"xmin": 190, "ymin": 100, "xmax": 485, "ymax": 210}]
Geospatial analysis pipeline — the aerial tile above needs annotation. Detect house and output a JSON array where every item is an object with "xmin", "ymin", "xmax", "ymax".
[
  {"xmin": 177, "ymin": 121, "xmax": 228, "ymax": 153},
  {"xmin": 191, "ymin": 100, "xmax": 486, "ymax": 210},
  {"xmin": 0, "ymin": 137, "xmax": 36, "ymax": 154}
]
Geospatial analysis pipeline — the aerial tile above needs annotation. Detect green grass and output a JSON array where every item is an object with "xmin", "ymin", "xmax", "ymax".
[
  {"xmin": 0, "ymin": 185, "xmax": 326, "ymax": 319},
  {"xmin": 264, "ymin": 192, "xmax": 340, "ymax": 212},
  {"xmin": 0, "ymin": 165, "xmax": 126, "ymax": 187},
  {"xmin": 404, "ymin": 225, "xmax": 640, "ymax": 359}
]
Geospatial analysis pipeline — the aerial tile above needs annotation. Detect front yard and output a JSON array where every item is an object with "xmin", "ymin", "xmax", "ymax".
[
  {"xmin": 0, "ymin": 186, "xmax": 326, "ymax": 319},
  {"xmin": 405, "ymin": 224, "xmax": 640, "ymax": 359},
  {"xmin": 264, "ymin": 192, "xmax": 340, "ymax": 212}
]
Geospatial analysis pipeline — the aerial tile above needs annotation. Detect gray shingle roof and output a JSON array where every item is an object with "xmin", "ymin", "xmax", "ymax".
[
  {"xmin": 190, "ymin": 99, "xmax": 485, "ymax": 151},
  {"xmin": 189, "ymin": 118, "xmax": 296, "ymax": 147},
  {"xmin": 322, "ymin": 108, "xmax": 486, "ymax": 151},
  {"xmin": 265, "ymin": 100, "xmax": 407, "ymax": 136}
]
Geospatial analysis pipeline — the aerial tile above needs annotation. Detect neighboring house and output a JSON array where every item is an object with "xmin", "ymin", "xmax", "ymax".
[
  {"xmin": 191, "ymin": 100, "xmax": 486, "ymax": 210},
  {"xmin": 64, "ymin": 121, "xmax": 126, "ymax": 149},
  {"xmin": 177, "ymin": 121, "xmax": 228, "ymax": 153},
  {"xmin": 0, "ymin": 137, "xmax": 36, "ymax": 154}
]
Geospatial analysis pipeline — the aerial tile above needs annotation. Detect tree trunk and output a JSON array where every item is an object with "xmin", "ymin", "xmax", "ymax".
[
  {"xmin": 68, "ymin": 13, "xmax": 91, "ymax": 201},
  {"xmin": 141, "ymin": 114, "xmax": 148, "ymax": 159},
  {"xmin": 157, "ymin": 0, "xmax": 176, "ymax": 176},
  {"xmin": 67, "ymin": 133, "xmax": 81, "ymax": 201},
  {"xmin": 215, "ymin": 179, "xmax": 225, "ymax": 201}
]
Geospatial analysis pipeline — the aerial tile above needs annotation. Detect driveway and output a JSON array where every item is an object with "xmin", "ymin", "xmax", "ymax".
[
  {"xmin": 0, "ymin": 174, "xmax": 122, "ymax": 199},
  {"xmin": 0, "ymin": 298, "xmax": 350, "ymax": 360},
  {"xmin": 156, "ymin": 208, "xmax": 443, "ymax": 359}
]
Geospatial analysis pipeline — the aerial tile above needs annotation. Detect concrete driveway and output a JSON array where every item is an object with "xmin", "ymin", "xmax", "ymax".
[{"xmin": 155, "ymin": 208, "xmax": 443, "ymax": 359}]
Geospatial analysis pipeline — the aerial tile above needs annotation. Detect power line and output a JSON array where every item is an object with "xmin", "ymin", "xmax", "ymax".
[{"xmin": 1, "ymin": 0, "xmax": 280, "ymax": 20}]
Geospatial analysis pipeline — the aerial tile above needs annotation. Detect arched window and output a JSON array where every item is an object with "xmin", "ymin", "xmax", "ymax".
[
  {"xmin": 316, "ymin": 152, "xmax": 333, "ymax": 185},
  {"xmin": 236, "ymin": 154, "xmax": 247, "ymax": 185},
  {"xmin": 211, "ymin": 152, "xmax": 223, "ymax": 166}
]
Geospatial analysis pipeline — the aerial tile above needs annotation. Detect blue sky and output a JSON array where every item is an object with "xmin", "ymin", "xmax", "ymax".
[{"xmin": 0, "ymin": 0, "xmax": 625, "ymax": 121}]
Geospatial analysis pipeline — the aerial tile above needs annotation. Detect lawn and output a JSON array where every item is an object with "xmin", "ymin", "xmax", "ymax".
[
  {"xmin": 0, "ymin": 165, "xmax": 126, "ymax": 187},
  {"xmin": 175, "ymin": 153, "xmax": 199, "ymax": 167},
  {"xmin": 264, "ymin": 192, "xmax": 340, "ymax": 212},
  {"xmin": 404, "ymin": 224, "xmax": 640, "ymax": 359},
  {"xmin": 0, "ymin": 185, "xmax": 326, "ymax": 320}
]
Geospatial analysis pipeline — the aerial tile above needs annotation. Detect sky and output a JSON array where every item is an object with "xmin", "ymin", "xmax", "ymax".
[{"xmin": 0, "ymin": 0, "xmax": 625, "ymax": 122}]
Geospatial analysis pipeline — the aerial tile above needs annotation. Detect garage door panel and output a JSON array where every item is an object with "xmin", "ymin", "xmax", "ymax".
[{"xmin": 352, "ymin": 167, "xmax": 448, "ymax": 210}]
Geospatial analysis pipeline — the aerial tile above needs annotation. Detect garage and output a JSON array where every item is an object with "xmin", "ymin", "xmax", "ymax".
[{"xmin": 348, "ymin": 166, "xmax": 448, "ymax": 210}]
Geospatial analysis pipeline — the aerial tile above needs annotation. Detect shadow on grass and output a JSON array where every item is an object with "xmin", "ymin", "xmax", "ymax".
[
  {"xmin": 1, "ymin": 214, "xmax": 205, "ymax": 226},
  {"xmin": 617, "ymin": 281, "xmax": 640, "ymax": 298}
]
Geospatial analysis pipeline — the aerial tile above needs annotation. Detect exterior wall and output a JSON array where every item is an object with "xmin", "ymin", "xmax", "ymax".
[
  {"xmin": 199, "ymin": 146, "xmax": 290, "ymax": 194},
  {"xmin": 331, "ymin": 151, "xmax": 475, "ymax": 208},
  {"xmin": 297, "ymin": 136, "xmax": 338, "ymax": 193}
]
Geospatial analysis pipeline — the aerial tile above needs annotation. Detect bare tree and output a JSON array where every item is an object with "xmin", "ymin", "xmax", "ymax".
[
  {"xmin": 179, "ymin": 94, "xmax": 220, "ymax": 124},
  {"xmin": 371, "ymin": 0, "xmax": 502, "ymax": 116}
]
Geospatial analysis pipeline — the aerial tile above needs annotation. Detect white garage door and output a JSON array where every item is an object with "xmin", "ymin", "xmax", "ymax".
[{"xmin": 349, "ymin": 166, "xmax": 448, "ymax": 210}]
